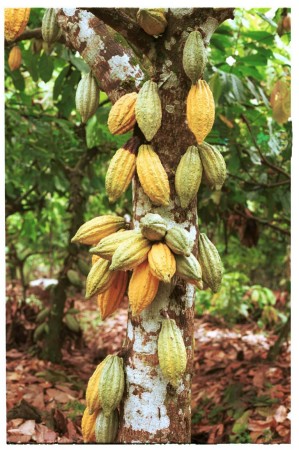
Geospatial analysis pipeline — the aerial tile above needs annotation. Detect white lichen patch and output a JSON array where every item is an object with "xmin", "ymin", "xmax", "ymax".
[
  {"xmin": 171, "ymin": 8, "xmax": 192, "ymax": 18},
  {"xmin": 164, "ymin": 37, "xmax": 176, "ymax": 51},
  {"xmin": 108, "ymin": 54, "xmax": 144, "ymax": 86},
  {"xmin": 133, "ymin": 325, "xmax": 157, "ymax": 354},
  {"xmin": 62, "ymin": 8, "xmax": 76, "ymax": 16},
  {"xmin": 183, "ymin": 283, "xmax": 195, "ymax": 309},
  {"xmin": 82, "ymin": 35, "xmax": 105, "ymax": 65},
  {"xmin": 77, "ymin": 10, "xmax": 100, "ymax": 42},
  {"xmin": 127, "ymin": 319, "xmax": 133, "ymax": 341}
]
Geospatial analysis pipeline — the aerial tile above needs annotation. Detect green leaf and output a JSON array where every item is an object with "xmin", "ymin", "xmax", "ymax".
[
  {"xmin": 240, "ymin": 53, "xmax": 269, "ymax": 66},
  {"xmin": 69, "ymin": 54, "xmax": 89, "ymax": 73},
  {"xmin": 10, "ymin": 70, "xmax": 25, "ymax": 91},
  {"xmin": 53, "ymin": 65, "xmax": 70, "ymax": 100},
  {"xmin": 39, "ymin": 52, "xmax": 54, "ymax": 83}
]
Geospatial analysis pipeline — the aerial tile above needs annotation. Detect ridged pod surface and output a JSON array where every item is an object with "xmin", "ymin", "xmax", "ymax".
[
  {"xmin": 90, "ymin": 230, "xmax": 138, "ymax": 260},
  {"xmin": 75, "ymin": 72, "xmax": 99, "ymax": 124},
  {"xmin": 198, "ymin": 142, "xmax": 227, "ymax": 191},
  {"xmin": 136, "ymin": 145, "xmax": 170, "ymax": 206},
  {"xmin": 95, "ymin": 409, "xmax": 119, "ymax": 443},
  {"xmin": 165, "ymin": 225, "xmax": 193, "ymax": 256},
  {"xmin": 175, "ymin": 253, "xmax": 202, "ymax": 285},
  {"xmin": 97, "ymin": 271, "xmax": 128, "ymax": 320},
  {"xmin": 187, "ymin": 80, "xmax": 215, "ymax": 144},
  {"xmin": 98, "ymin": 355, "xmax": 125, "ymax": 416},
  {"xmin": 4, "ymin": 8, "xmax": 30, "ymax": 42},
  {"xmin": 140, "ymin": 213, "xmax": 167, "ymax": 241},
  {"xmin": 135, "ymin": 81, "xmax": 162, "ymax": 141},
  {"xmin": 81, "ymin": 408, "xmax": 97, "ymax": 442},
  {"xmin": 85, "ymin": 258, "xmax": 116, "ymax": 299},
  {"xmin": 108, "ymin": 92, "xmax": 137, "ymax": 135},
  {"xmin": 41, "ymin": 9, "xmax": 61, "ymax": 44},
  {"xmin": 136, "ymin": 8, "xmax": 167, "ymax": 36},
  {"xmin": 92, "ymin": 255, "xmax": 100, "ymax": 265},
  {"xmin": 183, "ymin": 30, "xmax": 207, "ymax": 84},
  {"xmin": 110, "ymin": 234, "xmax": 151, "ymax": 271},
  {"xmin": 86, "ymin": 356, "xmax": 112, "ymax": 414},
  {"xmin": 158, "ymin": 318, "xmax": 187, "ymax": 387},
  {"xmin": 8, "ymin": 46, "xmax": 22, "ymax": 71},
  {"xmin": 175, "ymin": 146, "xmax": 203, "ymax": 208},
  {"xmin": 105, "ymin": 136, "xmax": 140, "ymax": 203},
  {"xmin": 198, "ymin": 233, "xmax": 223, "ymax": 293},
  {"xmin": 148, "ymin": 243, "xmax": 176, "ymax": 283},
  {"xmin": 128, "ymin": 260, "xmax": 160, "ymax": 316},
  {"xmin": 71, "ymin": 215, "xmax": 125, "ymax": 246}
]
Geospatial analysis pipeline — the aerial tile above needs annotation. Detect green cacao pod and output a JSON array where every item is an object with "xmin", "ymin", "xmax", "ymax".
[
  {"xmin": 98, "ymin": 355, "xmax": 125, "ymax": 416},
  {"xmin": 108, "ymin": 92, "xmax": 137, "ymax": 135},
  {"xmin": 198, "ymin": 142, "xmax": 226, "ymax": 190},
  {"xmin": 85, "ymin": 258, "xmax": 116, "ymax": 299},
  {"xmin": 41, "ymin": 8, "xmax": 61, "ymax": 44},
  {"xmin": 135, "ymin": 80, "xmax": 162, "ymax": 141},
  {"xmin": 165, "ymin": 225, "xmax": 193, "ymax": 256},
  {"xmin": 175, "ymin": 253, "xmax": 202, "ymax": 285},
  {"xmin": 187, "ymin": 80, "xmax": 215, "ymax": 144},
  {"xmin": 183, "ymin": 30, "xmax": 207, "ymax": 84},
  {"xmin": 198, "ymin": 233, "xmax": 223, "ymax": 293},
  {"xmin": 136, "ymin": 9, "xmax": 167, "ymax": 36},
  {"xmin": 71, "ymin": 215, "xmax": 125, "ymax": 246},
  {"xmin": 95, "ymin": 409, "xmax": 119, "ymax": 443},
  {"xmin": 140, "ymin": 213, "xmax": 167, "ymax": 241},
  {"xmin": 90, "ymin": 230, "xmax": 139, "ymax": 260},
  {"xmin": 110, "ymin": 233, "xmax": 151, "ymax": 271},
  {"xmin": 75, "ymin": 72, "xmax": 99, "ymax": 124},
  {"xmin": 158, "ymin": 318, "xmax": 187, "ymax": 387},
  {"xmin": 86, "ymin": 356, "xmax": 112, "ymax": 414},
  {"xmin": 175, "ymin": 145, "xmax": 203, "ymax": 208}
]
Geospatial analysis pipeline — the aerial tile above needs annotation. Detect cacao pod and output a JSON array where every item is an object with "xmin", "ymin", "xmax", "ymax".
[
  {"xmin": 64, "ymin": 314, "xmax": 80, "ymax": 333},
  {"xmin": 92, "ymin": 255, "xmax": 100, "ymax": 265},
  {"xmin": 81, "ymin": 408, "xmax": 97, "ymax": 443},
  {"xmin": 158, "ymin": 318, "xmax": 187, "ymax": 387},
  {"xmin": 71, "ymin": 215, "xmax": 125, "ymax": 246},
  {"xmin": 108, "ymin": 92, "xmax": 137, "ymax": 135},
  {"xmin": 148, "ymin": 242, "xmax": 176, "ymax": 283},
  {"xmin": 140, "ymin": 213, "xmax": 167, "ymax": 241},
  {"xmin": 41, "ymin": 8, "xmax": 61, "ymax": 44},
  {"xmin": 136, "ymin": 8, "xmax": 167, "ymax": 36},
  {"xmin": 90, "ymin": 230, "xmax": 138, "ymax": 260},
  {"xmin": 4, "ymin": 8, "xmax": 30, "ymax": 42},
  {"xmin": 136, "ymin": 145, "xmax": 170, "ymax": 206},
  {"xmin": 198, "ymin": 233, "xmax": 223, "ymax": 293},
  {"xmin": 98, "ymin": 355, "xmax": 125, "ymax": 416},
  {"xmin": 86, "ymin": 356, "xmax": 112, "ymax": 414},
  {"xmin": 105, "ymin": 136, "xmax": 140, "ymax": 203},
  {"xmin": 175, "ymin": 253, "xmax": 202, "ymax": 285},
  {"xmin": 165, "ymin": 225, "xmax": 193, "ymax": 257},
  {"xmin": 135, "ymin": 81, "xmax": 162, "ymax": 141},
  {"xmin": 8, "ymin": 46, "xmax": 22, "ymax": 71},
  {"xmin": 128, "ymin": 260, "xmax": 160, "ymax": 316},
  {"xmin": 187, "ymin": 80, "xmax": 215, "ymax": 144},
  {"xmin": 32, "ymin": 38, "xmax": 43, "ymax": 54},
  {"xmin": 97, "ymin": 271, "xmax": 128, "ymax": 320},
  {"xmin": 110, "ymin": 233, "xmax": 151, "ymax": 271},
  {"xmin": 183, "ymin": 30, "xmax": 207, "ymax": 84},
  {"xmin": 175, "ymin": 145, "xmax": 203, "ymax": 208},
  {"xmin": 85, "ymin": 258, "xmax": 116, "ymax": 299},
  {"xmin": 95, "ymin": 409, "xmax": 119, "ymax": 443},
  {"xmin": 198, "ymin": 142, "xmax": 226, "ymax": 190},
  {"xmin": 75, "ymin": 72, "xmax": 99, "ymax": 124}
]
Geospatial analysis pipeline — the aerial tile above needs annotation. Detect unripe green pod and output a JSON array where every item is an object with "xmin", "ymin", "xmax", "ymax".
[
  {"xmin": 175, "ymin": 253, "xmax": 202, "ymax": 285},
  {"xmin": 140, "ymin": 213, "xmax": 167, "ymax": 241},
  {"xmin": 175, "ymin": 146, "xmax": 203, "ymax": 208},
  {"xmin": 85, "ymin": 258, "xmax": 115, "ymax": 299},
  {"xmin": 197, "ymin": 142, "xmax": 226, "ymax": 191},
  {"xmin": 95, "ymin": 409, "xmax": 119, "ymax": 443},
  {"xmin": 110, "ymin": 234, "xmax": 151, "ymax": 271},
  {"xmin": 198, "ymin": 233, "xmax": 223, "ymax": 293},
  {"xmin": 41, "ymin": 9, "xmax": 62, "ymax": 44},
  {"xmin": 165, "ymin": 225, "xmax": 194, "ymax": 256},
  {"xmin": 135, "ymin": 81, "xmax": 162, "ymax": 141},
  {"xmin": 75, "ymin": 72, "xmax": 99, "ymax": 124},
  {"xmin": 183, "ymin": 30, "xmax": 207, "ymax": 84},
  {"xmin": 90, "ymin": 230, "xmax": 139, "ymax": 260},
  {"xmin": 98, "ymin": 355, "xmax": 125, "ymax": 416}
]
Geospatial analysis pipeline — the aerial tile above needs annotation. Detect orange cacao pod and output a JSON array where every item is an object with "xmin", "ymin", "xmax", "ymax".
[
  {"xmin": 128, "ymin": 260, "xmax": 160, "ymax": 316},
  {"xmin": 108, "ymin": 92, "xmax": 137, "ymax": 135},
  {"xmin": 81, "ymin": 408, "xmax": 97, "ymax": 443},
  {"xmin": 8, "ymin": 46, "xmax": 22, "ymax": 71},
  {"xmin": 5, "ymin": 8, "xmax": 30, "ymax": 42},
  {"xmin": 97, "ymin": 271, "xmax": 128, "ymax": 320}
]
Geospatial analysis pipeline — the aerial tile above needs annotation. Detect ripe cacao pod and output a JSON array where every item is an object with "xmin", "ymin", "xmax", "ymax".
[
  {"xmin": 108, "ymin": 92, "xmax": 137, "ymax": 135},
  {"xmin": 135, "ymin": 80, "xmax": 162, "ymax": 141},
  {"xmin": 82, "ymin": 408, "xmax": 97, "ymax": 443},
  {"xmin": 98, "ymin": 355, "xmax": 125, "ymax": 416},
  {"xmin": 90, "ymin": 230, "xmax": 138, "ymax": 260},
  {"xmin": 148, "ymin": 242, "xmax": 176, "ymax": 283},
  {"xmin": 41, "ymin": 8, "xmax": 61, "ymax": 44},
  {"xmin": 128, "ymin": 260, "xmax": 160, "ymax": 316},
  {"xmin": 95, "ymin": 409, "xmax": 119, "ymax": 443},
  {"xmin": 175, "ymin": 145, "xmax": 203, "ymax": 208},
  {"xmin": 86, "ymin": 356, "xmax": 112, "ymax": 414},
  {"xmin": 165, "ymin": 225, "xmax": 193, "ymax": 256},
  {"xmin": 71, "ymin": 215, "xmax": 125, "ymax": 246},
  {"xmin": 158, "ymin": 318, "xmax": 187, "ymax": 387},
  {"xmin": 137, "ymin": 9, "xmax": 167, "ymax": 36},
  {"xmin": 8, "ymin": 46, "xmax": 22, "ymax": 71},
  {"xmin": 140, "ymin": 213, "xmax": 167, "ymax": 241},
  {"xmin": 105, "ymin": 136, "xmax": 140, "ymax": 203},
  {"xmin": 198, "ymin": 142, "xmax": 226, "ymax": 190},
  {"xmin": 175, "ymin": 253, "xmax": 202, "ymax": 285},
  {"xmin": 136, "ymin": 145, "xmax": 170, "ymax": 206},
  {"xmin": 85, "ymin": 258, "xmax": 116, "ymax": 299},
  {"xmin": 183, "ymin": 30, "xmax": 207, "ymax": 84},
  {"xmin": 187, "ymin": 80, "xmax": 215, "ymax": 144},
  {"xmin": 92, "ymin": 255, "xmax": 100, "ymax": 265},
  {"xmin": 110, "ymin": 233, "xmax": 151, "ymax": 271},
  {"xmin": 4, "ymin": 8, "xmax": 30, "ymax": 42},
  {"xmin": 75, "ymin": 72, "xmax": 99, "ymax": 124},
  {"xmin": 198, "ymin": 233, "xmax": 223, "ymax": 293},
  {"xmin": 97, "ymin": 271, "xmax": 128, "ymax": 320}
]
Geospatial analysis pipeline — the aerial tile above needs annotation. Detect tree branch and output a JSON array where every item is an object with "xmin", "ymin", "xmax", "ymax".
[
  {"xmin": 228, "ymin": 172, "xmax": 290, "ymax": 189},
  {"xmin": 233, "ymin": 208, "xmax": 290, "ymax": 236}
]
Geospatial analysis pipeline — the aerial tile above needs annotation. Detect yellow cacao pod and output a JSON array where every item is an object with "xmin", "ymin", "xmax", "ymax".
[
  {"xmin": 136, "ymin": 145, "xmax": 170, "ymax": 206},
  {"xmin": 97, "ymin": 271, "xmax": 128, "ymax": 320},
  {"xmin": 75, "ymin": 72, "xmax": 99, "ymax": 124},
  {"xmin": 8, "ymin": 46, "xmax": 22, "ymax": 71},
  {"xmin": 90, "ymin": 230, "xmax": 138, "ymax": 260},
  {"xmin": 81, "ymin": 408, "xmax": 97, "ymax": 443},
  {"xmin": 135, "ymin": 80, "xmax": 162, "ymax": 141},
  {"xmin": 4, "ymin": 8, "xmax": 30, "ymax": 42},
  {"xmin": 175, "ymin": 145, "xmax": 203, "ymax": 209},
  {"xmin": 86, "ymin": 356, "xmax": 112, "ymax": 414},
  {"xmin": 71, "ymin": 215, "xmax": 125, "ymax": 246},
  {"xmin": 187, "ymin": 80, "xmax": 215, "ymax": 144},
  {"xmin": 198, "ymin": 142, "xmax": 226, "ymax": 191},
  {"xmin": 92, "ymin": 255, "xmax": 100, "ymax": 265},
  {"xmin": 98, "ymin": 355, "xmax": 125, "ymax": 416},
  {"xmin": 140, "ymin": 213, "xmax": 167, "ymax": 241},
  {"xmin": 165, "ymin": 225, "xmax": 194, "ymax": 257},
  {"xmin": 137, "ymin": 9, "xmax": 167, "ymax": 36},
  {"xmin": 108, "ymin": 92, "xmax": 137, "ymax": 135},
  {"xmin": 148, "ymin": 242, "xmax": 176, "ymax": 283},
  {"xmin": 175, "ymin": 253, "xmax": 202, "ymax": 285},
  {"xmin": 41, "ymin": 8, "xmax": 61, "ymax": 44},
  {"xmin": 95, "ymin": 409, "xmax": 119, "ymax": 443},
  {"xmin": 198, "ymin": 233, "xmax": 223, "ymax": 293},
  {"xmin": 128, "ymin": 260, "xmax": 160, "ymax": 316},
  {"xmin": 105, "ymin": 136, "xmax": 140, "ymax": 203},
  {"xmin": 158, "ymin": 318, "xmax": 187, "ymax": 387},
  {"xmin": 85, "ymin": 258, "xmax": 116, "ymax": 299},
  {"xmin": 183, "ymin": 30, "xmax": 207, "ymax": 84},
  {"xmin": 110, "ymin": 233, "xmax": 151, "ymax": 271}
]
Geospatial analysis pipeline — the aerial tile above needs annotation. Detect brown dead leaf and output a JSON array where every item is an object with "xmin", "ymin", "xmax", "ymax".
[
  {"xmin": 7, "ymin": 434, "xmax": 32, "ymax": 443},
  {"xmin": 248, "ymin": 417, "xmax": 275, "ymax": 432},
  {"xmin": 34, "ymin": 424, "xmax": 57, "ymax": 443},
  {"xmin": 8, "ymin": 419, "xmax": 36, "ymax": 436},
  {"xmin": 252, "ymin": 369, "xmax": 265, "ymax": 388},
  {"xmin": 274, "ymin": 405, "xmax": 288, "ymax": 423},
  {"xmin": 46, "ymin": 388, "xmax": 75, "ymax": 403},
  {"xmin": 66, "ymin": 419, "xmax": 81, "ymax": 442}
]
